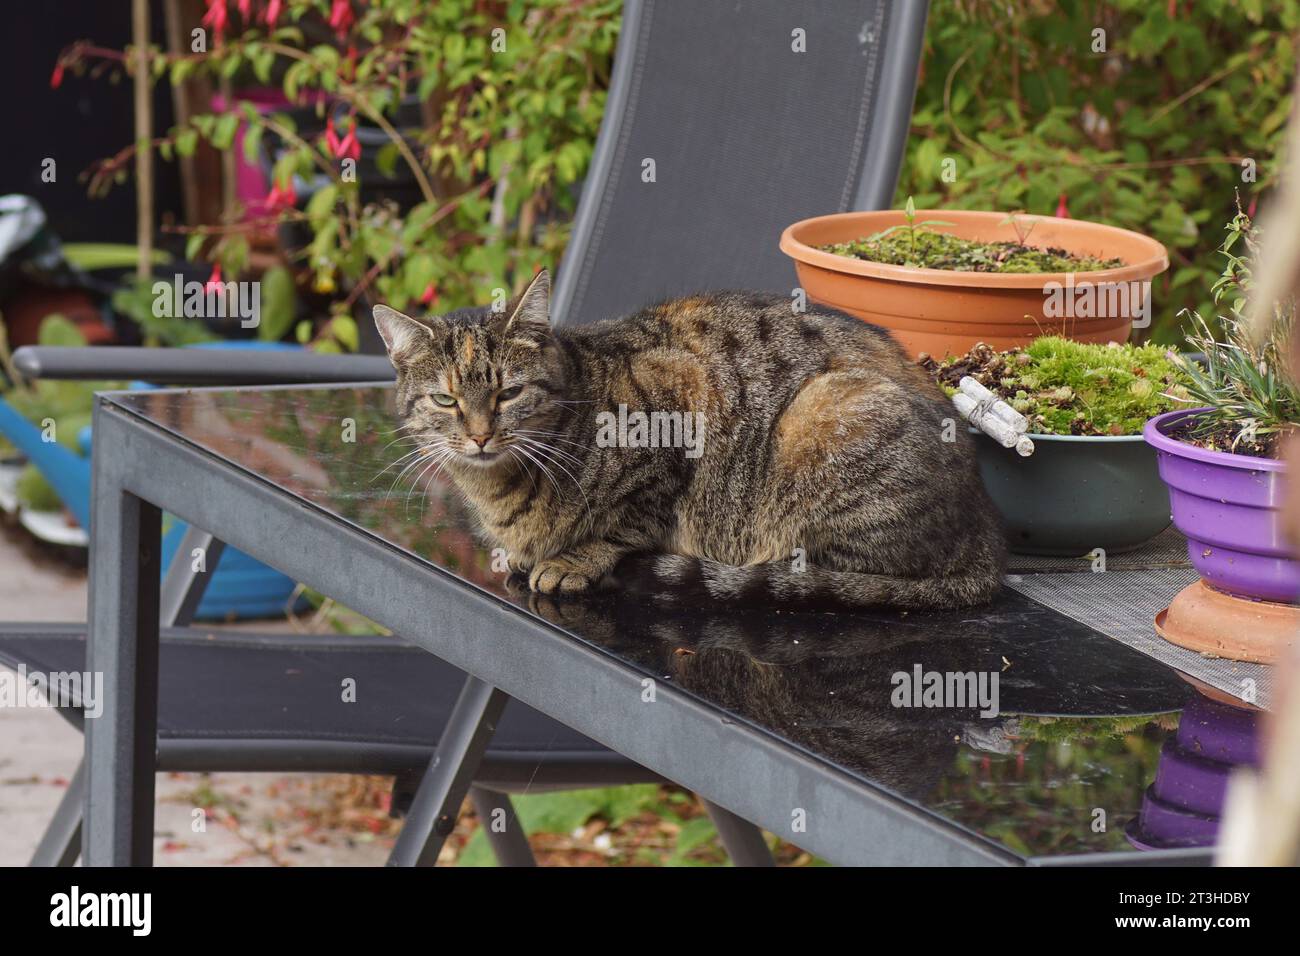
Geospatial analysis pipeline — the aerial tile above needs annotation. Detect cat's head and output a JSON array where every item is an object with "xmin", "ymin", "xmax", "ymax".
[{"xmin": 374, "ymin": 270, "xmax": 565, "ymax": 467}]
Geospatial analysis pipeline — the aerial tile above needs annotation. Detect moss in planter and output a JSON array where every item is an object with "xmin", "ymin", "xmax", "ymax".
[
  {"xmin": 920, "ymin": 337, "xmax": 1191, "ymax": 437},
  {"xmin": 822, "ymin": 227, "xmax": 1123, "ymax": 273}
]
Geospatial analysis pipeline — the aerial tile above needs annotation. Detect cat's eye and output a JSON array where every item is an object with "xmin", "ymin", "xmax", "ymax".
[
  {"xmin": 430, "ymin": 392, "xmax": 457, "ymax": 407},
  {"xmin": 497, "ymin": 386, "xmax": 524, "ymax": 402}
]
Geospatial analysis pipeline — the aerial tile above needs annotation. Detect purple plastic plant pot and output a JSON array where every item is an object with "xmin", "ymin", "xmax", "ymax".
[{"xmin": 1143, "ymin": 408, "xmax": 1300, "ymax": 603}]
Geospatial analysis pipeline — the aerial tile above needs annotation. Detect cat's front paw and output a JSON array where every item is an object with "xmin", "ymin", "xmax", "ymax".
[{"xmin": 529, "ymin": 557, "xmax": 597, "ymax": 594}]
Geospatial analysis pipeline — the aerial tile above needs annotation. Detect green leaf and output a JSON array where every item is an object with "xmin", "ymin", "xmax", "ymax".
[
  {"xmin": 211, "ymin": 113, "xmax": 240, "ymax": 151},
  {"xmin": 374, "ymin": 142, "xmax": 400, "ymax": 179},
  {"xmin": 306, "ymin": 184, "xmax": 339, "ymax": 218},
  {"xmin": 257, "ymin": 266, "xmax": 297, "ymax": 342},
  {"xmin": 37, "ymin": 314, "xmax": 88, "ymax": 349},
  {"xmin": 242, "ymin": 123, "xmax": 264, "ymax": 166},
  {"xmin": 330, "ymin": 315, "xmax": 359, "ymax": 352},
  {"xmin": 175, "ymin": 128, "xmax": 199, "ymax": 157}
]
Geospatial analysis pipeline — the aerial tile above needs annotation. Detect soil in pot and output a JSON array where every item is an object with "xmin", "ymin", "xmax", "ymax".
[
  {"xmin": 824, "ymin": 224, "xmax": 1123, "ymax": 274},
  {"xmin": 1160, "ymin": 413, "xmax": 1284, "ymax": 460}
]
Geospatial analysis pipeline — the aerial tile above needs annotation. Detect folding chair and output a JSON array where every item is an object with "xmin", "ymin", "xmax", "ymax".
[{"xmin": 1, "ymin": 0, "xmax": 927, "ymax": 866}]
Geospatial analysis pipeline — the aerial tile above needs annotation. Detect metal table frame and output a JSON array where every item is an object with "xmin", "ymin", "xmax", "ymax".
[{"xmin": 83, "ymin": 387, "xmax": 1213, "ymax": 867}]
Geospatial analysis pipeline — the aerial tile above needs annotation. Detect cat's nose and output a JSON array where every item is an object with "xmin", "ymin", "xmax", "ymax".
[{"xmin": 467, "ymin": 433, "xmax": 492, "ymax": 449}]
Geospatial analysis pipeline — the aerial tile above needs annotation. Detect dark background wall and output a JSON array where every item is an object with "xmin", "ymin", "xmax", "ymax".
[{"xmin": 3, "ymin": 2, "xmax": 183, "ymax": 245}]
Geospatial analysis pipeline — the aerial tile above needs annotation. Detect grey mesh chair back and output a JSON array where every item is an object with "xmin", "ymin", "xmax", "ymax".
[{"xmin": 551, "ymin": 0, "xmax": 928, "ymax": 327}]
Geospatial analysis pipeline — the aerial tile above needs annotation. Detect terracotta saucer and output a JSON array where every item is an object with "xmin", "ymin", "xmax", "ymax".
[
  {"xmin": 1155, "ymin": 580, "xmax": 1300, "ymax": 665},
  {"xmin": 1176, "ymin": 672, "xmax": 1265, "ymax": 713}
]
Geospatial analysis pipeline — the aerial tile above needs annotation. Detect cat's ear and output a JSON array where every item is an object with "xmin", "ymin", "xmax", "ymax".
[
  {"xmin": 373, "ymin": 304, "xmax": 433, "ymax": 366},
  {"xmin": 504, "ymin": 269, "xmax": 551, "ymax": 335}
]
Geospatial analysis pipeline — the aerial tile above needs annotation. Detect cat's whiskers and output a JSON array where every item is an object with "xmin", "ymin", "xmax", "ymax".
[
  {"xmin": 381, "ymin": 439, "xmax": 451, "ymax": 499},
  {"xmin": 378, "ymin": 433, "xmax": 425, "ymax": 455},
  {"xmin": 512, "ymin": 428, "xmax": 593, "ymax": 453},
  {"xmin": 405, "ymin": 445, "xmax": 457, "ymax": 519},
  {"xmin": 375, "ymin": 446, "xmax": 427, "ymax": 486},
  {"xmin": 374, "ymin": 443, "xmax": 427, "ymax": 478},
  {"xmin": 510, "ymin": 432, "xmax": 585, "ymax": 469},
  {"xmin": 504, "ymin": 442, "xmax": 542, "ymax": 498},
  {"xmin": 506, "ymin": 442, "xmax": 565, "ymax": 504},
  {"xmin": 509, "ymin": 434, "xmax": 591, "ymax": 514},
  {"xmin": 413, "ymin": 448, "xmax": 458, "ymax": 517}
]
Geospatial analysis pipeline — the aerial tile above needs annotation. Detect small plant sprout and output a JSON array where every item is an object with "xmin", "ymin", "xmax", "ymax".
[{"xmin": 999, "ymin": 210, "xmax": 1038, "ymax": 247}]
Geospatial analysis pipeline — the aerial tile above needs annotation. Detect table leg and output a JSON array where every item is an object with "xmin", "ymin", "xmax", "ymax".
[
  {"xmin": 30, "ymin": 760, "xmax": 84, "ymax": 867},
  {"xmin": 469, "ymin": 787, "xmax": 537, "ymax": 867},
  {"xmin": 387, "ymin": 676, "xmax": 508, "ymax": 867},
  {"xmin": 159, "ymin": 526, "xmax": 227, "ymax": 627},
  {"xmin": 84, "ymin": 488, "xmax": 161, "ymax": 867},
  {"xmin": 703, "ymin": 799, "xmax": 775, "ymax": 866}
]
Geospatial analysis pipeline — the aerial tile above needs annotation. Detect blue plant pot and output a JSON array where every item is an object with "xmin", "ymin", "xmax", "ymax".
[{"xmin": 0, "ymin": 340, "xmax": 307, "ymax": 620}]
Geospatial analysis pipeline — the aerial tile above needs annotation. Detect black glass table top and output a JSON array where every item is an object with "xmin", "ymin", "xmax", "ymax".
[{"xmin": 107, "ymin": 384, "xmax": 1259, "ymax": 860}]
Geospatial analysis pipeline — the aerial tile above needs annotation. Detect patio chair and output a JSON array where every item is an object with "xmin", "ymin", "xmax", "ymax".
[{"xmin": 0, "ymin": 0, "xmax": 928, "ymax": 866}]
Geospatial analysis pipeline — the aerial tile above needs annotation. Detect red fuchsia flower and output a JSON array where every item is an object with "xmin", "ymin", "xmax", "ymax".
[
  {"xmin": 325, "ymin": 116, "xmax": 343, "ymax": 156},
  {"xmin": 237, "ymin": 0, "xmax": 252, "ymax": 20},
  {"xmin": 1054, "ymin": 193, "xmax": 1070, "ymax": 218},
  {"xmin": 420, "ymin": 282, "xmax": 439, "ymax": 307},
  {"xmin": 50, "ymin": 61, "xmax": 65, "ymax": 89},
  {"xmin": 204, "ymin": 263, "xmax": 223, "ymax": 294},
  {"xmin": 344, "ymin": 45, "xmax": 358, "ymax": 81},
  {"xmin": 338, "ymin": 126, "xmax": 361, "ymax": 162},
  {"xmin": 329, "ymin": 114, "xmax": 362, "ymax": 161},
  {"xmin": 265, "ymin": 179, "xmax": 297, "ymax": 212},
  {"xmin": 328, "ymin": 0, "xmax": 354, "ymax": 39},
  {"xmin": 264, "ymin": 0, "xmax": 282, "ymax": 27},
  {"xmin": 1247, "ymin": 196, "xmax": 1258, "ymax": 219},
  {"xmin": 202, "ymin": 0, "xmax": 229, "ymax": 44},
  {"xmin": 324, "ymin": 115, "xmax": 361, "ymax": 163}
]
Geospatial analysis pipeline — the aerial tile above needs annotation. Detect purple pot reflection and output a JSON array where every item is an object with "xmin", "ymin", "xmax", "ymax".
[{"xmin": 1126, "ymin": 691, "xmax": 1261, "ymax": 851}]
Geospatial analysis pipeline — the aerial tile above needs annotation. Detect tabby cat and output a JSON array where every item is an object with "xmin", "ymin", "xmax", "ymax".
[{"xmin": 374, "ymin": 270, "xmax": 1004, "ymax": 609}]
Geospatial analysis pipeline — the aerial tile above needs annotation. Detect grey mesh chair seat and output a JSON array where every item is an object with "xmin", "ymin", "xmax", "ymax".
[{"xmin": 0, "ymin": 627, "xmax": 657, "ymax": 789}]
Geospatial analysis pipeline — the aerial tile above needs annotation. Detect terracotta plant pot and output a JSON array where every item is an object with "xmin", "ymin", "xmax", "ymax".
[{"xmin": 779, "ymin": 210, "xmax": 1169, "ymax": 359}]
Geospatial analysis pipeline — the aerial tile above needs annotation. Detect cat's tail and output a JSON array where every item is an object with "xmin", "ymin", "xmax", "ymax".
[{"xmin": 619, "ymin": 554, "xmax": 1002, "ymax": 611}]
